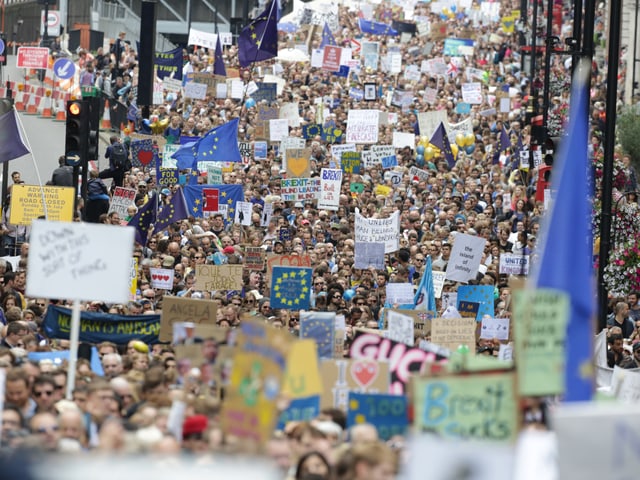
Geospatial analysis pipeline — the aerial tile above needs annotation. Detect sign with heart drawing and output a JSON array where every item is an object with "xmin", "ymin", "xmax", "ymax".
[
  {"xmin": 285, "ymin": 148, "xmax": 311, "ymax": 178},
  {"xmin": 149, "ymin": 267, "xmax": 174, "ymax": 290},
  {"xmin": 320, "ymin": 358, "xmax": 390, "ymax": 410}
]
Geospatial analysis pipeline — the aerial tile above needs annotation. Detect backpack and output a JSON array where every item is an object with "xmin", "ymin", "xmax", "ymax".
[{"xmin": 111, "ymin": 142, "xmax": 127, "ymax": 169}]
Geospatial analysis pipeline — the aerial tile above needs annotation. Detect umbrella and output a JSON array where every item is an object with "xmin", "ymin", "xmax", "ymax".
[{"xmin": 276, "ymin": 48, "xmax": 310, "ymax": 63}]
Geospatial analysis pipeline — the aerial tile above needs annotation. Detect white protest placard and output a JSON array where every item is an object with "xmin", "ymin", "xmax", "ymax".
[
  {"xmin": 369, "ymin": 145, "xmax": 396, "ymax": 167},
  {"xmin": 404, "ymin": 65, "xmax": 421, "ymax": 81},
  {"xmin": 480, "ymin": 317, "xmax": 510, "ymax": 340},
  {"xmin": 388, "ymin": 52, "xmax": 402, "ymax": 73},
  {"xmin": 409, "ymin": 166, "xmax": 430, "ymax": 182},
  {"xmin": 281, "ymin": 136, "xmax": 306, "ymax": 172},
  {"xmin": 234, "ymin": 201, "xmax": 253, "ymax": 226},
  {"xmin": 207, "ymin": 164, "xmax": 223, "ymax": 185},
  {"xmin": 448, "ymin": 118, "xmax": 473, "ymax": 138},
  {"xmin": 386, "ymin": 283, "xmax": 415, "ymax": 305},
  {"xmin": 499, "ymin": 253, "xmax": 530, "ymax": 275},
  {"xmin": 387, "ymin": 309, "xmax": 414, "ymax": 346},
  {"xmin": 149, "ymin": 267, "xmax": 174, "ymax": 290},
  {"xmin": 162, "ymin": 77, "xmax": 183, "ymax": 93},
  {"xmin": 311, "ymin": 48, "xmax": 324, "ymax": 68},
  {"xmin": 269, "ymin": 119, "xmax": 290, "ymax": 142},
  {"xmin": 500, "ymin": 97, "xmax": 511, "ymax": 113},
  {"xmin": 184, "ymin": 82, "xmax": 207, "ymax": 100},
  {"xmin": 423, "ymin": 87, "xmax": 438, "ymax": 105},
  {"xmin": 418, "ymin": 111, "xmax": 447, "ymax": 139},
  {"xmin": 432, "ymin": 270, "xmax": 446, "ymax": 298},
  {"xmin": 611, "ymin": 366, "xmax": 640, "ymax": 402},
  {"xmin": 108, "ymin": 187, "xmax": 136, "ymax": 220},
  {"xmin": 330, "ymin": 143, "xmax": 356, "ymax": 165},
  {"xmin": 441, "ymin": 291, "xmax": 458, "ymax": 311},
  {"xmin": 27, "ymin": 220, "xmax": 134, "ymax": 303},
  {"xmin": 461, "ymin": 82, "xmax": 483, "ymax": 104},
  {"xmin": 263, "ymin": 74, "xmax": 286, "ymax": 95},
  {"xmin": 230, "ymin": 80, "xmax": 244, "ymax": 99},
  {"xmin": 162, "ymin": 144, "xmax": 180, "ymax": 168},
  {"xmin": 260, "ymin": 202, "xmax": 273, "ymax": 227},
  {"xmin": 355, "ymin": 210, "xmax": 399, "ymax": 253},
  {"xmin": 445, "ymin": 233, "xmax": 487, "ymax": 283},
  {"xmin": 216, "ymin": 82, "xmax": 227, "ymax": 99},
  {"xmin": 188, "ymin": 28, "xmax": 217, "ymax": 49},
  {"xmin": 219, "ymin": 32, "xmax": 232, "ymax": 45},
  {"xmin": 346, "ymin": 109, "xmax": 379, "ymax": 144},
  {"xmin": 393, "ymin": 132, "xmax": 415, "ymax": 149},
  {"xmin": 554, "ymin": 404, "xmax": 640, "ymax": 479},
  {"xmin": 318, "ymin": 168, "xmax": 342, "ymax": 211},
  {"xmin": 279, "ymin": 102, "xmax": 301, "ymax": 127},
  {"xmin": 354, "ymin": 242, "xmax": 385, "ymax": 270}
]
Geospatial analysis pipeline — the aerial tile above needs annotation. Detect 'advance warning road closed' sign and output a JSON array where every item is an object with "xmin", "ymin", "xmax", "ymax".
[{"xmin": 10, "ymin": 185, "xmax": 75, "ymax": 225}]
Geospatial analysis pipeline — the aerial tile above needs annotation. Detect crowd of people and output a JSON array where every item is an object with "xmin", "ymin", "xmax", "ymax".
[{"xmin": 0, "ymin": 0, "xmax": 632, "ymax": 476}]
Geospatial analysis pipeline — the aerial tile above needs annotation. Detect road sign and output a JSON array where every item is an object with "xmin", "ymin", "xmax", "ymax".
[
  {"xmin": 41, "ymin": 10, "xmax": 61, "ymax": 37},
  {"xmin": 53, "ymin": 57, "xmax": 75, "ymax": 79},
  {"xmin": 66, "ymin": 151, "xmax": 81, "ymax": 166},
  {"xmin": 0, "ymin": 39, "xmax": 5, "ymax": 56},
  {"xmin": 17, "ymin": 47, "xmax": 49, "ymax": 69}
]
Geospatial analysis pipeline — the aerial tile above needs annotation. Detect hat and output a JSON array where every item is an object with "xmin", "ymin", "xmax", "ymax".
[
  {"xmin": 294, "ymin": 202, "xmax": 304, "ymax": 208},
  {"xmin": 183, "ymin": 415, "xmax": 208, "ymax": 437},
  {"xmin": 162, "ymin": 255, "xmax": 175, "ymax": 267},
  {"xmin": 330, "ymin": 223, "xmax": 341, "ymax": 230},
  {"xmin": 222, "ymin": 246, "xmax": 235, "ymax": 254},
  {"xmin": 301, "ymin": 219, "xmax": 310, "ymax": 225},
  {"xmin": 161, "ymin": 188, "xmax": 170, "ymax": 195},
  {"xmin": 138, "ymin": 181, "xmax": 147, "ymax": 186}
]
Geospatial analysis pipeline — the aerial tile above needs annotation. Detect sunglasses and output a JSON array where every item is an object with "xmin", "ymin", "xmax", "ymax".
[
  {"xmin": 34, "ymin": 390, "xmax": 54, "ymax": 398},
  {"xmin": 34, "ymin": 425, "xmax": 59, "ymax": 434}
]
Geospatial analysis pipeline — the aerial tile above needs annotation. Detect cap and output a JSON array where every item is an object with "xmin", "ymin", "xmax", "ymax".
[
  {"xmin": 222, "ymin": 246, "xmax": 235, "ymax": 254},
  {"xmin": 138, "ymin": 181, "xmax": 147, "ymax": 186},
  {"xmin": 161, "ymin": 188, "xmax": 170, "ymax": 195},
  {"xmin": 162, "ymin": 255, "xmax": 175, "ymax": 267},
  {"xmin": 301, "ymin": 219, "xmax": 310, "ymax": 225},
  {"xmin": 294, "ymin": 202, "xmax": 304, "ymax": 208},
  {"xmin": 183, "ymin": 415, "xmax": 208, "ymax": 437}
]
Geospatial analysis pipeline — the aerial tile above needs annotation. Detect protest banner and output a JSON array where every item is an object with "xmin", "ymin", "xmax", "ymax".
[
  {"xmin": 221, "ymin": 320, "xmax": 292, "ymax": 447},
  {"xmin": 318, "ymin": 168, "xmax": 342, "ymax": 211},
  {"xmin": 443, "ymin": 38, "xmax": 474, "ymax": 56},
  {"xmin": 10, "ymin": 185, "xmax": 75, "ymax": 225},
  {"xmin": 433, "ymin": 271, "xmax": 446, "ymax": 298},
  {"xmin": 277, "ymin": 396, "xmax": 321, "ymax": 430},
  {"xmin": 322, "ymin": 45, "xmax": 342, "ymax": 72},
  {"xmin": 244, "ymin": 246, "xmax": 265, "ymax": 270},
  {"xmin": 347, "ymin": 392, "xmax": 408, "ymax": 440},
  {"xmin": 461, "ymin": 82, "xmax": 483, "ymax": 104},
  {"xmin": 320, "ymin": 358, "xmax": 390, "ymax": 409},
  {"xmin": 27, "ymin": 220, "xmax": 134, "ymax": 303},
  {"xmin": 341, "ymin": 151, "xmax": 361, "ymax": 174},
  {"xmin": 393, "ymin": 132, "xmax": 415, "ymax": 149},
  {"xmin": 160, "ymin": 296, "xmax": 217, "ymax": 343},
  {"xmin": 445, "ymin": 233, "xmax": 487, "ymax": 283},
  {"xmin": 285, "ymin": 148, "xmax": 311, "ymax": 178},
  {"xmin": 282, "ymin": 340, "xmax": 324, "ymax": 399},
  {"xmin": 195, "ymin": 265, "xmax": 244, "ymax": 291},
  {"xmin": 480, "ymin": 317, "xmax": 510, "ymax": 341},
  {"xmin": 346, "ymin": 110, "xmax": 379, "ymax": 144},
  {"xmin": 149, "ymin": 268, "xmax": 174, "ymax": 290},
  {"xmin": 513, "ymin": 289, "xmax": 569, "ymax": 396},
  {"xmin": 413, "ymin": 372, "xmax": 518, "ymax": 442},
  {"xmin": 266, "ymin": 254, "xmax": 311, "ymax": 285},
  {"xmin": 355, "ymin": 210, "xmax": 399, "ymax": 253},
  {"xmin": 354, "ymin": 242, "xmax": 385, "ymax": 270},
  {"xmin": 386, "ymin": 310, "xmax": 415, "ymax": 346},
  {"xmin": 418, "ymin": 111, "xmax": 447, "ymax": 139},
  {"xmin": 350, "ymin": 331, "xmax": 435, "ymax": 394},
  {"xmin": 409, "ymin": 166, "xmax": 430, "ymax": 182},
  {"xmin": 43, "ymin": 305, "xmax": 160, "ymax": 344},
  {"xmin": 330, "ymin": 143, "xmax": 356, "ymax": 166},
  {"xmin": 270, "ymin": 266, "xmax": 313, "ymax": 310},
  {"xmin": 458, "ymin": 285, "xmax": 494, "ymax": 320},
  {"xmin": 383, "ymin": 309, "xmax": 434, "ymax": 339},
  {"xmin": 386, "ymin": 283, "xmax": 415, "ymax": 306},
  {"xmin": 279, "ymin": 102, "xmax": 301, "ymax": 127},
  {"xmin": 499, "ymin": 253, "xmax": 530, "ymax": 275},
  {"xmin": 108, "ymin": 187, "xmax": 136, "ymax": 220},
  {"xmin": 280, "ymin": 177, "xmax": 321, "ymax": 202},
  {"xmin": 430, "ymin": 317, "xmax": 477, "ymax": 352},
  {"xmin": 368, "ymin": 145, "xmax": 396, "ymax": 168},
  {"xmin": 300, "ymin": 311, "xmax": 336, "ymax": 359},
  {"xmin": 207, "ymin": 164, "xmax": 223, "ymax": 185}
]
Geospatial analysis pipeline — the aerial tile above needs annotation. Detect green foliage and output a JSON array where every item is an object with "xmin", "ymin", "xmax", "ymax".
[{"xmin": 617, "ymin": 107, "xmax": 640, "ymax": 165}]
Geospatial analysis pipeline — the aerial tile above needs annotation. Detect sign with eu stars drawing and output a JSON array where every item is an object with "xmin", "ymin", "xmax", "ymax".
[
  {"xmin": 270, "ymin": 267, "xmax": 312, "ymax": 310},
  {"xmin": 300, "ymin": 311, "xmax": 335, "ymax": 358}
]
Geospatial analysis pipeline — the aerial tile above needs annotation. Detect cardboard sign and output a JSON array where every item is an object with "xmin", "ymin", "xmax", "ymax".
[
  {"xmin": 413, "ymin": 372, "xmax": 518, "ymax": 443},
  {"xmin": 10, "ymin": 185, "xmax": 75, "ymax": 225},
  {"xmin": 266, "ymin": 254, "xmax": 311, "ymax": 285},
  {"xmin": 445, "ymin": 233, "xmax": 487, "ymax": 283},
  {"xmin": 300, "ymin": 312, "xmax": 335, "ymax": 358},
  {"xmin": 221, "ymin": 320, "xmax": 292, "ymax": 447},
  {"xmin": 160, "ymin": 296, "xmax": 217, "ymax": 343},
  {"xmin": 244, "ymin": 246, "xmax": 265, "ymax": 270},
  {"xmin": 195, "ymin": 264, "xmax": 244, "ymax": 291},
  {"xmin": 27, "ymin": 220, "xmax": 134, "ymax": 303},
  {"xmin": 347, "ymin": 392, "xmax": 408, "ymax": 440},
  {"xmin": 149, "ymin": 267, "xmax": 174, "ymax": 290},
  {"xmin": 282, "ymin": 340, "xmax": 324, "ymax": 399},
  {"xmin": 430, "ymin": 317, "xmax": 477, "ymax": 353},
  {"xmin": 384, "ymin": 309, "xmax": 434, "ymax": 338},
  {"xmin": 320, "ymin": 359, "xmax": 390, "ymax": 410},
  {"xmin": 513, "ymin": 289, "xmax": 569, "ymax": 396},
  {"xmin": 354, "ymin": 210, "xmax": 399, "ymax": 254},
  {"xmin": 285, "ymin": 148, "xmax": 311, "ymax": 178}
]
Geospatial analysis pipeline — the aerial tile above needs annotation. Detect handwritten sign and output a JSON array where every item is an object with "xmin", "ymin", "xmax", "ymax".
[
  {"xmin": 387, "ymin": 310, "xmax": 414, "ymax": 346},
  {"xmin": 280, "ymin": 177, "xmax": 321, "ymax": 202},
  {"xmin": 341, "ymin": 151, "xmax": 361, "ymax": 174},
  {"xmin": 195, "ymin": 264, "xmax": 244, "ymax": 291},
  {"xmin": 10, "ymin": 185, "xmax": 75, "ymax": 225},
  {"xmin": 346, "ymin": 110, "xmax": 379, "ymax": 144},
  {"xmin": 185, "ymin": 82, "xmax": 207, "ymax": 100},
  {"xmin": 480, "ymin": 317, "xmax": 510, "ymax": 341},
  {"xmin": 149, "ymin": 267, "xmax": 174, "ymax": 290},
  {"xmin": 386, "ymin": 283, "xmax": 415, "ymax": 306},
  {"xmin": 445, "ymin": 233, "xmax": 486, "ymax": 283},
  {"xmin": 355, "ymin": 210, "xmax": 399, "ymax": 253},
  {"xmin": 27, "ymin": 220, "xmax": 134, "ymax": 303},
  {"xmin": 108, "ymin": 187, "xmax": 136, "ymax": 220},
  {"xmin": 430, "ymin": 317, "xmax": 477, "ymax": 352},
  {"xmin": 320, "ymin": 358, "xmax": 390, "ymax": 409},
  {"xmin": 160, "ymin": 295, "xmax": 217, "ymax": 342},
  {"xmin": 244, "ymin": 246, "xmax": 265, "ymax": 270},
  {"xmin": 499, "ymin": 253, "xmax": 530, "ymax": 275},
  {"xmin": 347, "ymin": 392, "xmax": 408, "ymax": 440},
  {"xmin": 318, "ymin": 168, "xmax": 342, "ymax": 211},
  {"xmin": 277, "ymin": 395, "xmax": 321, "ymax": 430}
]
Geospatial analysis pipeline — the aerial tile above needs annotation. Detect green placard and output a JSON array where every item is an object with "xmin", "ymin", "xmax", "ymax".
[
  {"xmin": 513, "ymin": 288, "xmax": 569, "ymax": 396},
  {"xmin": 413, "ymin": 372, "xmax": 518, "ymax": 443},
  {"xmin": 350, "ymin": 182, "xmax": 365, "ymax": 193}
]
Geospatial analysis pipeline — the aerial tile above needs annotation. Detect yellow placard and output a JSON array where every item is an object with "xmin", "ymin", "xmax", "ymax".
[
  {"xmin": 129, "ymin": 257, "xmax": 138, "ymax": 301},
  {"xmin": 374, "ymin": 184, "xmax": 392, "ymax": 196},
  {"xmin": 282, "ymin": 339, "xmax": 323, "ymax": 399},
  {"xmin": 10, "ymin": 185, "xmax": 75, "ymax": 225}
]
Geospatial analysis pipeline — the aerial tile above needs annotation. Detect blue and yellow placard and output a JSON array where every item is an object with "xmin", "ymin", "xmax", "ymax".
[
  {"xmin": 270, "ymin": 266, "xmax": 313, "ymax": 310},
  {"xmin": 300, "ymin": 312, "xmax": 335, "ymax": 358},
  {"xmin": 277, "ymin": 395, "xmax": 321, "ymax": 430},
  {"xmin": 347, "ymin": 392, "xmax": 408, "ymax": 440}
]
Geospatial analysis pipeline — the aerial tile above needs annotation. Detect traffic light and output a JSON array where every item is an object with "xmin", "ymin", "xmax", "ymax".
[
  {"xmin": 65, "ymin": 100, "xmax": 88, "ymax": 166},
  {"xmin": 86, "ymin": 96, "xmax": 101, "ymax": 161}
]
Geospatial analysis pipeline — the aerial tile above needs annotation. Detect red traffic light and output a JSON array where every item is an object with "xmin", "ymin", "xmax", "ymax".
[{"xmin": 68, "ymin": 102, "xmax": 82, "ymax": 116}]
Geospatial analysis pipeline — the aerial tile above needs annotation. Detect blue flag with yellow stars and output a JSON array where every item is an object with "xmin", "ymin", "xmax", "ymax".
[
  {"xmin": 270, "ymin": 267, "xmax": 312, "ymax": 311},
  {"xmin": 182, "ymin": 184, "xmax": 244, "ymax": 225},
  {"xmin": 300, "ymin": 311, "xmax": 335, "ymax": 358},
  {"xmin": 429, "ymin": 122, "xmax": 456, "ymax": 169},
  {"xmin": 358, "ymin": 18, "xmax": 399, "ymax": 36},
  {"xmin": 238, "ymin": 0, "xmax": 278, "ymax": 67},
  {"xmin": 214, "ymin": 35, "xmax": 227, "ymax": 77},
  {"xmin": 0, "ymin": 109, "xmax": 30, "ymax": 162},
  {"xmin": 319, "ymin": 23, "xmax": 336, "ymax": 49},
  {"xmin": 154, "ymin": 187, "xmax": 189, "ymax": 232},
  {"xmin": 493, "ymin": 126, "xmax": 511, "ymax": 164},
  {"xmin": 457, "ymin": 285, "xmax": 495, "ymax": 321},
  {"xmin": 302, "ymin": 123, "xmax": 323, "ymax": 140},
  {"xmin": 127, "ymin": 195, "xmax": 156, "ymax": 245},
  {"xmin": 172, "ymin": 118, "xmax": 242, "ymax": 170}
]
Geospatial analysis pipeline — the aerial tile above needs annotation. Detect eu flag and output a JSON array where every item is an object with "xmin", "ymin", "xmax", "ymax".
[
  {"xmin": 214, "ymin": 35, "xmax": 227, "ymax": 77},
  {"xmin": 414, "ymin": 255, "xmax": 437, "ymax": 312},
  {"xmin": 493, "ymin": 126, "xmax": 511, "ymax": 164},
  {"xmin": 531, "ymin": 59, "xmax": 594, "ymax": 402},
  {"xmin": 430, "ymin": 122, "xmax": 456, "ymax": 169},
  {"xmin": 238, "ymin": 0, "xmax": 279, "ymax": 67},
  {"xmin": 155, "ymin": 188, "xmax": 189, "ymax": 231},
  {"xmin": 127, "ymin": 195, "xmax": 156, "ymax": 245},
  {"xmin": 300, "ymin": 311, "xmax": 335, "ymax": 358},
  {"xmin": 358, "ymin": 18, "xmax": 399, "ymax": 36},
  {"xmin": 172, "ymin": 118, "xmax": 242, "ymax": 170},
  {"xmin": 0, "ymin": 109, "xmax": 30, "ymax": 162},
  {"xmin": 320, "ymin": 23, "xmax": 336, "ymax": 49},
  {"xmin": 130, "ymin": 138, "xmax": 157, "ymax": 168},
  {"xmin": 271, "ymin": 266, "xmax": 312, "ymax": 310},
  {"xmin": 183, "ymin": 184, "xmax": 244, "ymax": 225}
]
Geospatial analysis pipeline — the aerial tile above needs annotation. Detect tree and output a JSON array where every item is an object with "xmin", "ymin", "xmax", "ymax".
[{"xmin": 617, "ymin": 107, "xmax": 640, "ymax": 166}]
